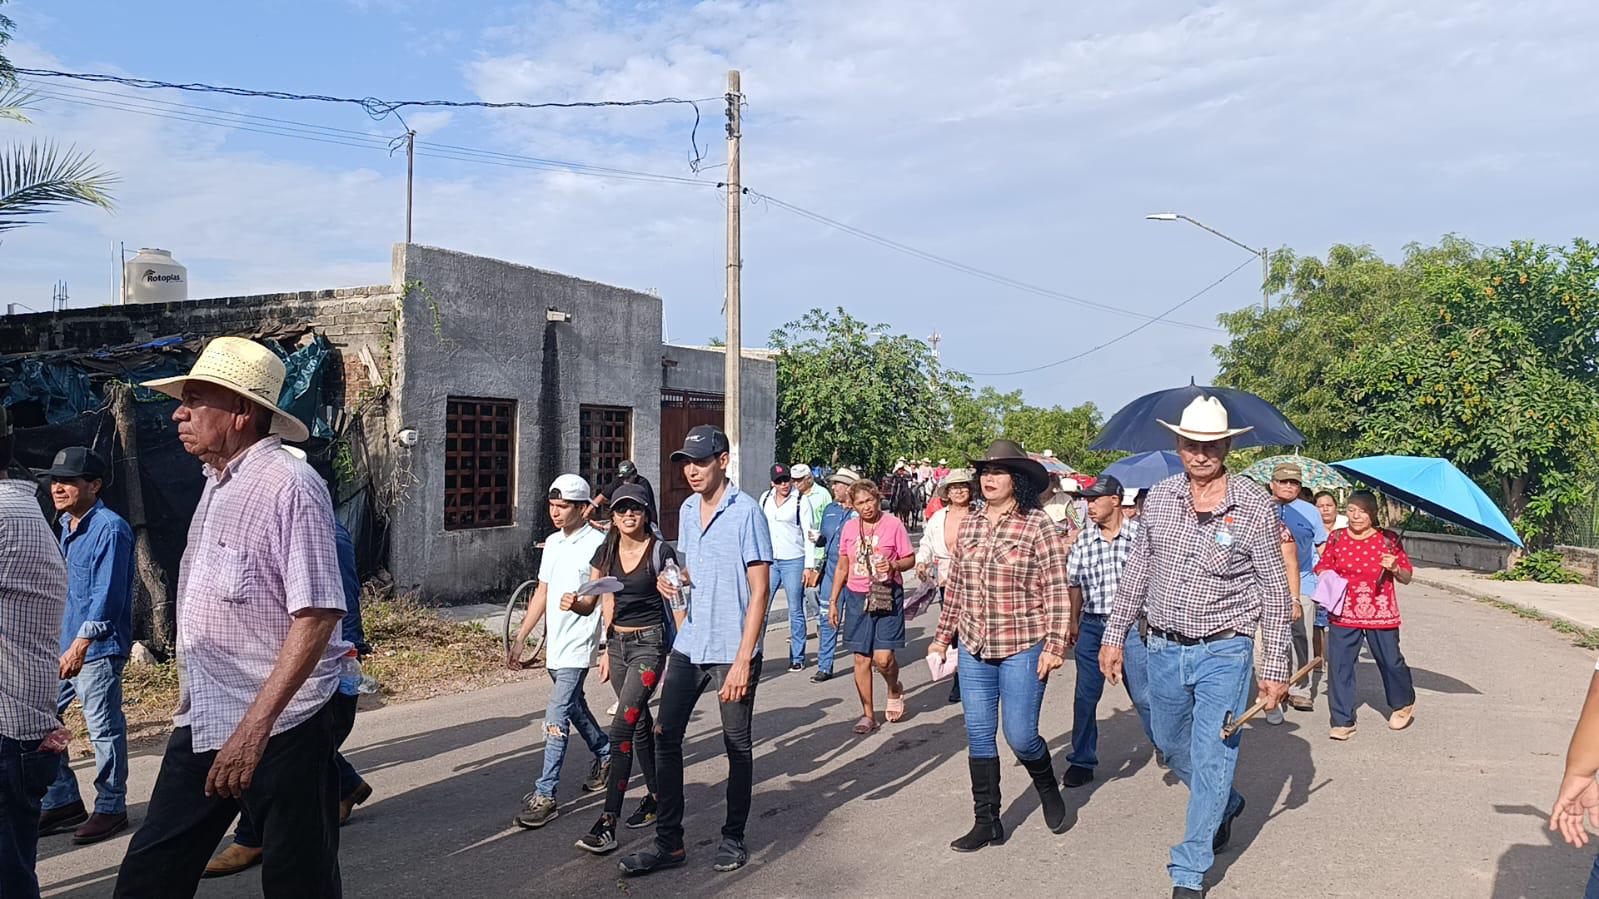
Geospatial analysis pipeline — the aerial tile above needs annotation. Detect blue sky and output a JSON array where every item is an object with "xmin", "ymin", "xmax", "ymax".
[{"xmin": 5, "ymin": 0, "xmax": 1598, "ymax": 415}]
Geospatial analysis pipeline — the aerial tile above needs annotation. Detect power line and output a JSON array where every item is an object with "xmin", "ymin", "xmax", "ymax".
[
  {"xmin": 15, "ymin": 66, "xmax": 715, "ymax": 169},
  {"xmin": 745, "ymin": 189, "xmax": 1220, "ymax": 332},
  {"xmin": 962, "ymin": 256, "xmax": 1255, "ymax": 376}
]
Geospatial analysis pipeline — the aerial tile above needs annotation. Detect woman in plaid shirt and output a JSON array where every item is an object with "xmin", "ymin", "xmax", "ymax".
[{"xmin": 928, "ymin": 441, "xmax": 1073, "ymax": 853}]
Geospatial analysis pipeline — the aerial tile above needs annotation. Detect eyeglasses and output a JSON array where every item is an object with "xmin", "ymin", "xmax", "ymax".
[{"xmin": 612, "ymin": 504, "xmax": 646, "ymax": 517}]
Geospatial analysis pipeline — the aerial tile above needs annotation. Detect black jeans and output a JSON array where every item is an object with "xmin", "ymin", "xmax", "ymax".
[
  {"xmin": 603, "ymin": 626, "xmax": 668, "ymax": 817},
  {"xmin": 114, "ymin": 694, "xmax": 356, "ymax": 898},
  {"xmin": 0, "ymin": 736, "xmax": 58, "ymax": 899},
  {"xmin": 234, "ymin": 692, "xmax": 360, "ymax": 849},
  {"xmin": 652, "ymin": 651, "xmax": 761, "ymax": 853}
]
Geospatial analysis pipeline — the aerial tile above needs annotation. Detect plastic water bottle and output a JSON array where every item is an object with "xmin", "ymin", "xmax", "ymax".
[
  {"xmin": 662, "ymin": 558, "xmax": 690, "ymax": 611},
  {"xmin": 338, "ymin": 649, "xmax": 362, "ymax": 697}
]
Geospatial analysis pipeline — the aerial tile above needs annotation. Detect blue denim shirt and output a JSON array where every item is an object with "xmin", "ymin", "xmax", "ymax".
[
  {"xmin": 334, "ymin": 520, "xmax": 370, "ymax": 654},
  {"xmin": 673, "ymin": 486, "xmax": 774, "ymax": 665},
  {"xmin": 58, "ymin": 500, "xmax": 134, "ymax": 662},
  {"xmin": 818, "ymin": 503, "xmax": 855, "ymax": 605}
]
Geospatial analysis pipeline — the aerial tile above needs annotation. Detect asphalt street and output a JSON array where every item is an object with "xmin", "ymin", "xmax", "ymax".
[{"xmin": 34, "ymin": 582, "xmax": 1594, "ymax": 897}]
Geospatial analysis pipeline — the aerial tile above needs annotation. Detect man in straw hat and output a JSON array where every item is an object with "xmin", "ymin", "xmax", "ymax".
[
  {"xmin": 115, "ymin": 337, "xmax": 354, "ymax": 898},
  {"xmin": 1100, "ymin": 396, "xmax": 1293, "ymax": 899}
]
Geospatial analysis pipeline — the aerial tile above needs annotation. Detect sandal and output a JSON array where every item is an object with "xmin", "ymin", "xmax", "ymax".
[
  {"xmin": 852, "ymin": 716, "xmax": 880, "ymax": 735},
  {"xmin": 885, "ymin": 693, "xmax": 905, "ymax": 723}
]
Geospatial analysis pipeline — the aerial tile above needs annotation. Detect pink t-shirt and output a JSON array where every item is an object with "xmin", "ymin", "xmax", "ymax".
[{"xmin": 841, "ymin": 513, "xmax": 912, "ymax": 593}]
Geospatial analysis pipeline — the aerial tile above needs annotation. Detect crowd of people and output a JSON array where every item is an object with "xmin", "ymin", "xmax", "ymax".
[{"xmin": 0, "ymin": 336, "xmax": 1438, "ymax": 899}]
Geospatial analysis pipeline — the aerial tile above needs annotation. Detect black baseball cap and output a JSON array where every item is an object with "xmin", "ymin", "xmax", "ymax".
[
  {"xmin": 670, "ymin": 424, "xmax": 730, "ymax": 463},
  {"xmin": 618, "ymin": 459, "xmax": 637, "ymax": 476},
  {"xmin": 770, "ymin": 463, "xmax": 791, "ymax": 482},
  {"xmin": 610, "ymin": 483, "xmax": 652, "ymax": 514},
  {"xmin": 1079, "ymin": 474, "xmax": 1124, "ymax": 499},
  {"xmin": 45, "ymin": 446, "xmax": 109, "ymax": 481}
]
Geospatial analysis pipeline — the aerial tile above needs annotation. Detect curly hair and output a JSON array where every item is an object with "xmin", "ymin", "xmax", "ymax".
[{"xmin": 980, "ymin": 464, "xmax": 1043, "ymax": 512}]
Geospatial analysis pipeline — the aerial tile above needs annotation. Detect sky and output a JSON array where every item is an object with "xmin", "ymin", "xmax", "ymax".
[{"xmin": 3, "ymin": 0, "xmax": 1597, "ymax": 414}]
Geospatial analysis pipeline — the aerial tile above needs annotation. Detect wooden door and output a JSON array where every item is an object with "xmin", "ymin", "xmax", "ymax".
[{"xmin": 659, "ymin": 389, "xmax": 724, "ymax": 540}]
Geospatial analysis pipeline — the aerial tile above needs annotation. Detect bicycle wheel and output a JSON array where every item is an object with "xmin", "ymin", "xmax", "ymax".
[{"xmin": 504, "ymin": 579, "xmax": 545, "ymax": 668}]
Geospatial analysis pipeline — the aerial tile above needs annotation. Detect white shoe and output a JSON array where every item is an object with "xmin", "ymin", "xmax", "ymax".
[{"xmin": 1265, "ymin": 706, "xmax": 1285, "ymax": 726}]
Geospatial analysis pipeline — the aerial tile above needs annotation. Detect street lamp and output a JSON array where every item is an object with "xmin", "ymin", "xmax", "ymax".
[{"xmin": 1146, "ymin": 213, "xmax": 1270, "ymax": 310}]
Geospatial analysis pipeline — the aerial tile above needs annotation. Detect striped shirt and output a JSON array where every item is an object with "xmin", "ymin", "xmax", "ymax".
[
  {"xmin": 174, "ymin": 438, "xmax": 350, "ymax": 752},
  {"xmin": 1067, "ymin": 518, "xmax": 1140, "ymax": 616},
  {"xmin": 0, "ymin": 478, "xmax": 68, "ymax": 741},
  {"xmin": 1105, "ymin": 473, "xmax": 1294, "ymax": 681}
]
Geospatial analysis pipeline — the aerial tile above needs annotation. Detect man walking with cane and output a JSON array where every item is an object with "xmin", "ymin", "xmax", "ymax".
[{"xmin": 1100, "ymin": 397, "xmax": 1293, "ymax": 899}]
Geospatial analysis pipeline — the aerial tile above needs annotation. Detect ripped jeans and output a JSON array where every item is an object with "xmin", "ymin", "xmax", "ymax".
[{"xmin": 534, "ymin": 667, "xmax": 610, "ymax": 800}]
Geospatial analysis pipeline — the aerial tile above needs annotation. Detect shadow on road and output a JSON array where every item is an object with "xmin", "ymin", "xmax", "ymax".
[{"xmin": 1491, "ymin": 804, "xmax": 1590, "ymax": 898}]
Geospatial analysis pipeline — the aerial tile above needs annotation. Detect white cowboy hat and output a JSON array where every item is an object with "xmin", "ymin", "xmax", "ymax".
[
  {"xmin": 142, "ymin": 336, "xmax": 311, "ymax": 443},
  {"xmin": 1157, "ymin": 396, "xmax": 1254, "ymax": 443}
]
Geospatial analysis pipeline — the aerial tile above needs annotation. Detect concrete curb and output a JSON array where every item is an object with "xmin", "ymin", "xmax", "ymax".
[{"xmin": 1415, "ymin": 575, "xmax": 1599, "ymax": 635}]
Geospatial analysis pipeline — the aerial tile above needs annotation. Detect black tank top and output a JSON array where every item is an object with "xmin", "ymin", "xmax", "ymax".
[{"xmin": 591, "ymin": 540, "xmax": 676, "ymax": 629}]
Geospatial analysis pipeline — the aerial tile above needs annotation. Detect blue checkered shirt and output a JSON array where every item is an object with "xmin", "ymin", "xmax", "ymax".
[
  {"xmin": 1104, "ymin": 473, "xmax": 1294, "ymax": 681},
  {"xmin": 1067, "ymin": 518, "xmax": 1140, "ymax": 616}
]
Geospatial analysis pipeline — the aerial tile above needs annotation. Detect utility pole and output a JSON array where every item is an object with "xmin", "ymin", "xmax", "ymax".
[
  {"xmin": 928, "ymin": 331, "xmax": 942, "ymax": 367},
  {"xmin": 724, "ymin": 70, "xmax": 743, "ymax": 486},
  {"xmin": 405, "ymin": 130, "xmax": 416, "ymax": 244},
  {"xmin": 1260, "ymin": 247, "xmax": 1270, "ymax": 311}
]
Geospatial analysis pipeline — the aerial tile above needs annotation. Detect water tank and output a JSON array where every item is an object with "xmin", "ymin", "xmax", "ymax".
[{"xmin": 124, "ymin": 248, "xmax": 188, "ymax": 303}]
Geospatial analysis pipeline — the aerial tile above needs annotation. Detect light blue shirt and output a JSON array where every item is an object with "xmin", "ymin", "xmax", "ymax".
[
  {"xmin": 1279, "ymin": 498, "xmax": 1327, "ymax": 594},
  {"xmin": 674, "ymin": 487, "xmax": 774, "ymax": 665}
]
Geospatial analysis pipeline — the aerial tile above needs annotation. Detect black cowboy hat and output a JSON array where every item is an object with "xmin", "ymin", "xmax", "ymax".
[{"xmin": 968, "ymin": 440, "xmax": 1050, "ymax": 493}]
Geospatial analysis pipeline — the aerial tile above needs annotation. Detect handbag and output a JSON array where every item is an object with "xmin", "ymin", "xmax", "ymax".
[{"xmin": 858, "ymin": 520, "xmax": 897, "ymax": 615}]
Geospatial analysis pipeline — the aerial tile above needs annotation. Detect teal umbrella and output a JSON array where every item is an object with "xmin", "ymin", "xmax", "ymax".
[
  {"xmin": 1239, "ymin": 454, "xmax": 1350, "ymax": 493},
  {"xmin": 1330, "ymin": 455, "xmax": 1523, "ymax": 547}
]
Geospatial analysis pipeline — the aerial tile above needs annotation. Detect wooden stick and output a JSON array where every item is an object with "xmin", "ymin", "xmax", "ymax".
[{"xmin": 1220, "ymin": 656, "xmax": 1324, "ymax": 739}]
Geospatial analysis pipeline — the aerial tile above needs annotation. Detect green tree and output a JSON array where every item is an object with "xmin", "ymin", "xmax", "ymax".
[
  {"xmin": 1342, "ymin": 240, "xmax": 1599, "ymax": 541},
  {"xmin": 0, "ymin": 9, "xmax": 116, "ymax": 233},
  {"xmin": 770, "ymin": 307, "xmax": 949, "ymax": 474}
]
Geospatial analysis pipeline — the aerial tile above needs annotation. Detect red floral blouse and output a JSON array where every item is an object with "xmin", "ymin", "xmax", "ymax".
[{"xmin": 1313, "ymin": 528, "xmax": 1411, "ymax": 629}]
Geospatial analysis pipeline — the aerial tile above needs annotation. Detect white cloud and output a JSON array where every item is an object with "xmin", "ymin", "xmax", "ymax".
[{"xmin": 6, "ymin": 1, "xmax": 1599, "ymax": 412}]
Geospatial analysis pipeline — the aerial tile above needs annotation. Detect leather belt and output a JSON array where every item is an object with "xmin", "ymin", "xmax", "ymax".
[{"xmin": 1146, "ymin": 626, "xmax": 1240, "ymax": 646}]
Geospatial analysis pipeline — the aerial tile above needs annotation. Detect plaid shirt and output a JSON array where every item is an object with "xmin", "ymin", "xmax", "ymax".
[
  {"xmin": 934, "ymin": 506, "xmax": 1071, "ymax": 658},
  {"xmin": 0, "ymin": 479, "xmax": 68, "ymax": 741},
  {"xmin": 1105, "ymin": 473, "xmax": 1294, "ymax": 681},
  {"xmin": 1067, "ymin": 518, "xmax": 1140, "ymax": 616},
  {"xmin": 174, "ymin": 438, "xmax": 350, "ymax": 753}
]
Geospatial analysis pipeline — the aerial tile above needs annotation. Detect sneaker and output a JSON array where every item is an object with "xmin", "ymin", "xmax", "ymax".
[
  {"xmin": 583, "ymin": 758, "xmax": 611, "ymax": 793},
  {"xmin": 575, "ymin": 816, "xmax": 618, "ymax": 854},
  {"xmin": 1264, "ymin": 706, "xmax": 1285, "ymax": 726},
  {"xmin": 38, "ymin": 801, "xmax": 88, "ymax": 837},
  {"xmin": 514, "ymin": 793, "xmax": 559, "ymax": 829},
  {"xmin": 619, "ymin": 844, "xmax": 687, "ymax": 876},
  {"xmin": 810, "ymin": 669, "xmax": 833, "ymax": 683},
  {"xmin": 788, "ymin": 661, "xmax": 804, "ymax": 672},
  {"xmin": 625, "ymin": 795, "xmax": 658, "ymax": 829},
  {"xmin": 1328, "ymin": 725, "xmax": 1357, "ymax": 741},
  {"xmin": 712, "ymin": 837, "xmax": 750, "ymax": 872}
]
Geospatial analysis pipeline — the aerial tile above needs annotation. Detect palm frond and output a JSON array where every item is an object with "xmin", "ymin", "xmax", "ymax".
[
  {"xmin": 0, "ymin": 84, "xmax": 37, "ymax": 124},
  {"xmin": 0, "ymin": 140, "xmax": 117, "ymax": 233}
]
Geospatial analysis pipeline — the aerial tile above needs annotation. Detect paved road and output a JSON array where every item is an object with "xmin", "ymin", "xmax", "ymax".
[{"xmin": 36, "ymin": 583, "xmax": 1594, "ymax": 897}]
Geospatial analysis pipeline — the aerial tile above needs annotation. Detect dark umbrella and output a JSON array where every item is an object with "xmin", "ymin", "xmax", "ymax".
[
  {"xmin": 1090, "ymin": 380, "xmax": 1305, "ymax": 453},
  {"xmin": 1101, "ymin": 450, "xmax": 1185, "ymax": 490},
  {"xmin": 1330, "ymin": 455, "xmax": 1523, "ymax": 547}
]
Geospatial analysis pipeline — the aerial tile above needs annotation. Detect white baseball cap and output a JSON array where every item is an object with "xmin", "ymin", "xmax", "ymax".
[
  {"xmin": 548, "ymin": 473, "xmax": 592, "ymax": 503},
  {"xmin": 791, "ymin": 463, "xmax": 813, "ymax": 479}
]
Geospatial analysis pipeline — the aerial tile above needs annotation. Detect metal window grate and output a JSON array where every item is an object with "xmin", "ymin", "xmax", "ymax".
[
  {"xmin": 579, "ymin": 405, "xmax": 632, "ymax": 496},
  {"xmin": 444, "ymin": 397, "xmax": 516, "ymax": 529}
]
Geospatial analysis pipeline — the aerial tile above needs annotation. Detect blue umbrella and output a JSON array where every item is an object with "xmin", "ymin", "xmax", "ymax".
[
  {"xmin": 1102, "ymin": 450, "xmax": 1186, "ymax": 490},
  {"xmin": 1329, "ymin": 455, "xmax": 1523, "ymax": 547},
  {"xmin": 1091, "ymin": 380, "xmax": 1305, "ymax": 452}
]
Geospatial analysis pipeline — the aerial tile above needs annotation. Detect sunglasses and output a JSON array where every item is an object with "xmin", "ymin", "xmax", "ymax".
[
  {"xmin": 612, "ymin": 502, "xmax": 646, "ymax": 516},
  {"xmin": 772, "ymin": 478, "xmax": 792, "ymax": 485}
]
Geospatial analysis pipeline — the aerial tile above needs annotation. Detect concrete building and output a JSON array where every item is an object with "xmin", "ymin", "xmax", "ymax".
[{"xmin": 0, "ymin": 243, "xmax": 777, "ymax": 606}]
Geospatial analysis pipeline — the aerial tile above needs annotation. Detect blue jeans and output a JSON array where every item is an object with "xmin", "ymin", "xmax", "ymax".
[
  {"xmin": 767, "ymin": 557, "xmax": 806, "ymax": 665},
  {"xmin": 956, "ymin": 640, "xmax": 1047, "ymax": 760},
  {"xmin": 1586, "ymin": 848, "xmax": 1599, "ymax": 899},
  {"xmin": 1327, "ymin": 625, "xmax": 1415, "ymax": 727},
  {"xmin": 1145, "ymin": 633, "xmax": 1253, "ymax": 891},
  {"xmin": 1, "ymin": 736, "xmax": 58, "ymax": 899},
  {"xmin": 535, "ymin": 667, "xmax": 609, "ymax": 799},
  {"xmin": 1068, "ymin": 615, "xmax": 1156, "ymax": 769},
  {"xmin": 44, "ymin": 656, "xmax": 128, "ymax": 815}
]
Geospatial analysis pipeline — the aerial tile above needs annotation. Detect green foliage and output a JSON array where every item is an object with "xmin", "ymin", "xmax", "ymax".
[
  {"xmin": 933, "ymin": 386, "xmax": 1116, "ymax": 473},
  {"xmin": 1215, "ymin": 237, "xmax": 1599, "ymax": 547},
  {"xmin": 0, "ymin": 91, "xmax": 117, "ymax": 233},
  {"xmin": 1491, "ymin": 550, "xmax": 1584, "ymax": 584}
]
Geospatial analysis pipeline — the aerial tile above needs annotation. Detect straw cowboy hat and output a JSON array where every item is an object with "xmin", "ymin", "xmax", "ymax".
[
  {"xmin": 1157, "ymin": 396, "xmax": 1253, "ymax": 444},
  {"xmin": 969, "ymin": 440, "xmax": 1050, "ymax": 493},
  {"xmin": 936, "ymin": 468, "xmax": 975, "ymax": 499},
  {"xmin": 142, "ymin": 336, "xmax": 310, "ymax": 443}
]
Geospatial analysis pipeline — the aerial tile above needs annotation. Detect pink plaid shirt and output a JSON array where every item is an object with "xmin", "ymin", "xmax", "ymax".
[{"xmin": 173, "ymin": 437, "xmax": 349, "ymax": 752}]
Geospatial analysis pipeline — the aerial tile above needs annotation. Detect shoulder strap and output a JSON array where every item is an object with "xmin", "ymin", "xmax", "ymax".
[{"xmin": 651, "ymin": 537, "xmax": 667, "ymax": 576}]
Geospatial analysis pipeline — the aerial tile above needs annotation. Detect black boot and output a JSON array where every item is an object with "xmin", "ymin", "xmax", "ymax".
[
  {"xmin": 1019, "ymin": 753, "xmax": 1069, "ymax": 834},
  {"xmin": 950, "ymin": 757, "xmax": 1005, "ymax": 852}
]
